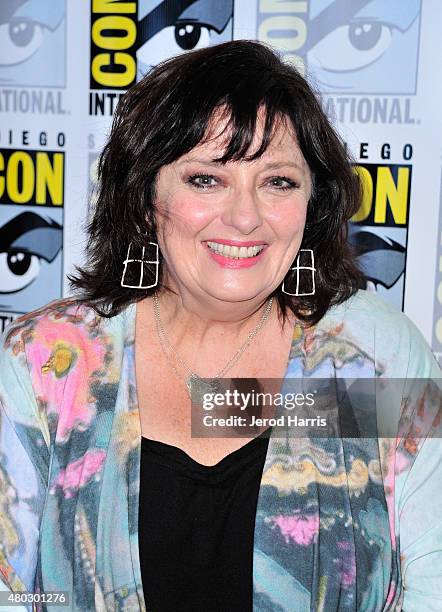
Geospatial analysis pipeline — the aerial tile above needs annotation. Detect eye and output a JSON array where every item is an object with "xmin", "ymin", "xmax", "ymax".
[
  {"xmin": 0, "ymin": 21, "xmax": 45, "ymax": 67},
  {"xmin": 0, "ymin": 250, "xmax": 41, "ymax": 293},
  {"xmin": 187, "ymin": 173, "xmax": 219, "ymax": 189},
  {"xmin": 267, "ymin": 176, "xmax": 298, "ymax": 190},
  {"xmin": 307, "ymin": 21, "xmax": 393, "ymax": 72},
  {"xmin": 137, "ymin": 23, "xmax": 215, "ymax": 69}
]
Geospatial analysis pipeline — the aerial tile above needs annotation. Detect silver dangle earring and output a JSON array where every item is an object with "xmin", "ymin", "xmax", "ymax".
[
  {"xmin": 282, "ymin": 249, "xmax": 316, "ymax": 296},
  {"xmin": 120, "ymin": 241, "xmax": 159, "ymax": 289}
]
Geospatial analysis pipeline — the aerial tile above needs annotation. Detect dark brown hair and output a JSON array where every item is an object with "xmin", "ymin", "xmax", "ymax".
[{"xmin": 69, "ymin": 39, "xmax": 364, "ymax": 326}]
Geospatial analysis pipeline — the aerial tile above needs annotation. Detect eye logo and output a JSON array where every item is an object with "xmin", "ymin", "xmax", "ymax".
[
  {"xmin": 136, "ymin": 0, "xmax": 234, "ymax": 79},
  {"xmin": 0, "ymin": 210, "xmax": 64, "ymax": 314},
  {"xmin": 0, "ymin": 212, "xmax": 62, "ymax": 297},
  {"xmin": 306, "ymin": 0, "xmax": 422, "ymax": 94},
  {"xmin": 349, "ymin": 163, "xmax": 411, "ymax": 308},
  {"xmin": 90, "ymin": 0, "xmax": 234, "ymax": 90},
  {"xmin": 0, "ymin": 0, "xmax": 66, "ymax": 88},
  {"xmin": 0, "ymin": 149, "xmax": 65, "ymax": 314}
]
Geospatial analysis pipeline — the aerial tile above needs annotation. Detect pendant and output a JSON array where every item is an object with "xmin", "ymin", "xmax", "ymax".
[{"xmin": 186, "ymin": 374, "xmax": 223, "ymax": 404}]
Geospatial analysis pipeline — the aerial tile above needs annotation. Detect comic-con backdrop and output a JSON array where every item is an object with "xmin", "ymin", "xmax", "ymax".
[{"xmin": 1, "ymin": 0, "xmax": 442, "ymax": 364}]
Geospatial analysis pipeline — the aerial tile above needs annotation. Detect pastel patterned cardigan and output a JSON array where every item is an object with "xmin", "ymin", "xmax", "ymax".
[{"xmin": 0, "ymin": 289, "xmax": 441, "ymax": 611}]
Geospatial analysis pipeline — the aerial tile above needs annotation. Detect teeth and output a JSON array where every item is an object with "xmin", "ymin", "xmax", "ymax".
[{"xmin": 206, "ymin": 241, "xmax": 265, "ymax": 258}]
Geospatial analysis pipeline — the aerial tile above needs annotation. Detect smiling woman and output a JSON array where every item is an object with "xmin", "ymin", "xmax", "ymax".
[
  {"xmin": 70, "ymin": 38, "xmax": 365, "ymax": 326},
  {"xmin": 1, "ymin": 40, "xmax": 441, "ymax": 612},
  {"xmin": 151, "ymin": 109, "xmax": 312, "ymax": 306}
]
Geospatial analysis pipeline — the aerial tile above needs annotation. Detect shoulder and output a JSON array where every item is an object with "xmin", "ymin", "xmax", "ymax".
[
  {"xmin": 1, "ymin": 297, "xmax": 130, "ymax": 391},
  {"xmin": 319, "ymin": 289, "xmax": 440, "ymax": 377},
  {"xmin": 2, "ymin": 298, "xmax": 100, "ymax": 367},
  {"xmin": 328, "ymin": 288, "xmax": 406, "ymax": 319},
  {"xmin": 3, "ymin": 297, "xmax": 100, "ymax": 345}
]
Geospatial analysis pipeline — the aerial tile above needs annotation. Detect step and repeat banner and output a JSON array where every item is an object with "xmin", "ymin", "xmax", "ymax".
[{"xmin": 1, "ymin": 0, "xmax": 442, "ymax": 364}]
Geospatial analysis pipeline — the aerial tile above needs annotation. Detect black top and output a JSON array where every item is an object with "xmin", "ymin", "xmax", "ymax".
[{"xmin": 138, "ymin": 431, "xmax": 270, "ymax": 612}]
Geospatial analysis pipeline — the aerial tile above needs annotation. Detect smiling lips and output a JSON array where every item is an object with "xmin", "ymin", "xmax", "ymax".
[{"xmin": 204, "ymin": 239, "xmax": 267, "ymax": 268}]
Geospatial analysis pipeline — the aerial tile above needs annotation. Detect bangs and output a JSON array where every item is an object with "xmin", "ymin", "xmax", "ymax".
[
  {"xmin": 158, "ymin": 53, "xmax": 295, "ymax": 166},
  {"xmin": 199, "ymin": 102, "xmax": 291, "ymax": 164}
]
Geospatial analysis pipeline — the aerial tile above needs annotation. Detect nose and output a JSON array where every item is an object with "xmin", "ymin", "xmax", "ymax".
[{"xmin": 219, "ymin": 187, "xmax": 263, "ymax": 235}]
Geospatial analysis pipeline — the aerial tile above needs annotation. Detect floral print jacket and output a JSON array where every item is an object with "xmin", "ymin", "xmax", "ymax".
[{"xmin": 0, "ymin": 289, "xmax": 441, "ymax": 611}]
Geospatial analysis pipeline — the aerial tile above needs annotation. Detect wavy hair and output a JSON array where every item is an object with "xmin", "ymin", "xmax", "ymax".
[{"xmin": 69, "ymin": 39, "xmax": 364, "ymax": 326}]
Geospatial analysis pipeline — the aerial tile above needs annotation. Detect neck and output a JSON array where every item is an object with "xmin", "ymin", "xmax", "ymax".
[
  {"xmin": 146, "ymin": 281, "xmax": 296, "ymax": 381},
  {"xmin": 155, "ymin": 286, "xmax": 275, "ymax": 343}
]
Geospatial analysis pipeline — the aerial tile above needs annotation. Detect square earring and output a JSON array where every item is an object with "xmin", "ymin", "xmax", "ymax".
[
  {"xmin": 282, "ymin": 249, "xmax": 315, "ymax": 296},
  {"xmin": 120, "ymin": 242, "xmax": 159, "ymax": 289}
]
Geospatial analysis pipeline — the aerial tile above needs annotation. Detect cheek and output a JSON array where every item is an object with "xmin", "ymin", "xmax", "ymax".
[
  {"xmin": 158, "ymin": 195, "xmax": 215, "ymax": 239},
  {"xmin": 267, "ymin": 200, "xmax": 308, "ymax": 240}
]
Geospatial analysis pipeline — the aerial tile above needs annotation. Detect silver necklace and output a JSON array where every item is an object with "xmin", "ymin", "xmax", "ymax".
[{"xmin": 153, "ymin": 292, "xmax": 274, "ymax": 403}]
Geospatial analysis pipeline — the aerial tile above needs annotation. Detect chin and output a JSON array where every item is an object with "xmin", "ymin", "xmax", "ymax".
[{"xmin": 201, "ymin": 285, "xmax": 267, "ymax": 304}]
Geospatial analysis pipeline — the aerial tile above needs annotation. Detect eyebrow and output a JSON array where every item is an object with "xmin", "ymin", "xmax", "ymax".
[
  {"xmin": 0, "ymin": 212, "xmax": 62, "ymax": 262},
  {"xmin": 178, "ymin": 157, "xmax": 305, "ymax": 171}
]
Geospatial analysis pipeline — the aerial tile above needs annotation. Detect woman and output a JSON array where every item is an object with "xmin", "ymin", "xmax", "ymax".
[{"xmin": 0, "ymin": 40, "xmax": 441, "ymax": 612}]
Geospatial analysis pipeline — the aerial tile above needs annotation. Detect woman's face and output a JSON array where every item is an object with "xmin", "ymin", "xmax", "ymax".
[{"xmin": 153, "ymin": 112, "xmax": 312, "ymax": 306}]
